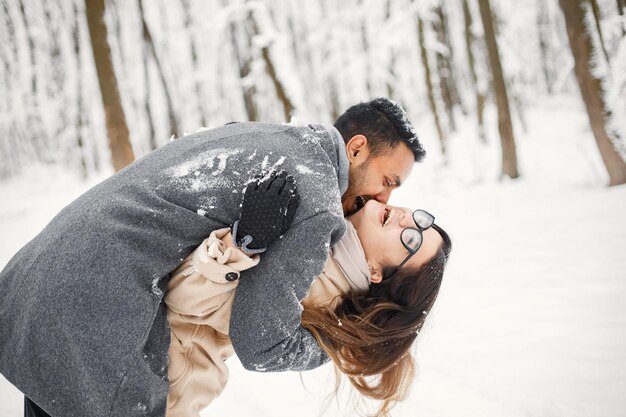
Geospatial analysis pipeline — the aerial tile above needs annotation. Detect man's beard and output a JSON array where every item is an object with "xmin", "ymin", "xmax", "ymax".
[{"xmin": 342, "ymin": 159, "xmax": 370, "ymax": 215}]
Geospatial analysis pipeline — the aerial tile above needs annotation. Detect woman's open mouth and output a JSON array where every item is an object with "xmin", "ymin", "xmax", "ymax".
[{"xmin": 381, "ymin": 208, "xmax": 395, "ymax": 226}]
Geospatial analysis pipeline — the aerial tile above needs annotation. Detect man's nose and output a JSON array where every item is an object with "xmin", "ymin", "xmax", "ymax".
[{"xmin": 373, "ymin": 188, "xmax": 392, "ymax": 204}]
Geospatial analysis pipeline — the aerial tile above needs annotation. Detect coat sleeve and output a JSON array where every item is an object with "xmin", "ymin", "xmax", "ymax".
[
  {"xmin": 229, "ymin": 211, "xmax": 346, "ymax": 372},
  {"xmin": 165, "ymin": 228, "xmax": 259, "ymax": 417},
  {"xmin": 165, "ymin": 228, "xmax": 259, "ymax": 332}
]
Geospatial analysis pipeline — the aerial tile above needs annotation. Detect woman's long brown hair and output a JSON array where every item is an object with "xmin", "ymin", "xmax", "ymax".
[{"xmin": 301, "ymin": 224, "xmax": 452, "ymax": 417}]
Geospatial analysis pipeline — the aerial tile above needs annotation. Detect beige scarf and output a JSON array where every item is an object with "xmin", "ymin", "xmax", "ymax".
[{"xmin": 330, "ymin": 221, "xmax": 371, "ymax": 293}]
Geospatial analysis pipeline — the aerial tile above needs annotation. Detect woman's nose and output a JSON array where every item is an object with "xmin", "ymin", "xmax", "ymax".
[{"xmin": 399, "ymin": 209, "xmax": 414, "ymax": 227}]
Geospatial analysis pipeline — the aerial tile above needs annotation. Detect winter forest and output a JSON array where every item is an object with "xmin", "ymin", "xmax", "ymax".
[
  {"xmin": 1, "ymin": 0, "xmax": 626, "ymax": 416},
  {"xmin": 0, "ymin": 0, "xmax": 624, "ymax": 182}
]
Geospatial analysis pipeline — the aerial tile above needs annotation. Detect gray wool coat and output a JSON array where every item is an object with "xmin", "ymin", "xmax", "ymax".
[{"xmin": 0, "ymin": 122, "xmax": 349, "ymax": 417}]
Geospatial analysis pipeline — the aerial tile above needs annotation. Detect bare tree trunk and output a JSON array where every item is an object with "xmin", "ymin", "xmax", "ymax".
[
  {"xmin": 141, "ymin": 27, "xmax": 157, "ymax": 150},
  {"xmin": 0, "ymin": 1, "xmax": 17, "ymax": 178},
  {"xmin": 2, "ymin": 0, "xmax": 39, "ymax": 176},
  {"xmin": 18, "ymin": 0, "xmax": 49, "ymax": 161},
  {"xmin": 588, "ymin": 0, "xmax": 611, "ymax": 64},
  {"xmin": 136, "ymin": 0, "xmax": 156, "ymax": 150},
  {"xmin": 387, "ymin": 50, "xmax": 397, "ymax": 100},
  {"xmin": 18, "ymin": 1, "xmax": 37, "ymax": 100},
  {"xmin": 418, "ymin": 15, "xmax": 446, "ymax": 156},
  {"xmin": 325, "ymin": 2, "xmax": 342, "ymax": 121},
  {"xmin": 230, "ymin": 17, "xmax": 257, "ymax": 121},
  {"xmin": 1, "ymin": 1, "xmax": 16, "ymax": 153},
  {"xmin": 248, "ymin": 6, "xmax": 296, "ymax": 122},
  {"xmin": 478, "ymin": 0, "xmax": 519, "ymax": 179},
  {"xmin": 537, "ymin": 1, "xmax": 553, "ymax": 93},
  {"xmin": 618, "ymin": 0, "xmax": 625, "ymax": 35},
  {"xmin": 359, "ymin": 0, "xmax": 372, "ymax": 98},
  {"xmin": 72, "ymin": 2, "xmax": 88, "ymax": 178},
  {"xmin": 138, "ymin": 0, "xmax": 179, "ymax": 139},
  {"xmin": 74, "ymin": 3, "xmax": 100, "ymax": 172},
  {"xmin": 433, "ymin": 7, "xmax": 454, "ymax": 132},
  {"xmin": 43, "ymin": 1, "xmax": 65, "ymax": 95},
  {"xmin": 44, "ymin": 0, "xmax": 68, "ymax": 158},
  {"xmin": 288, "ymin": 0, "xmax": 325, "ymax": 120},
  {"xmin": 42, "ymin": 1, "xmax": 65, "ymax": 95},
  {"xmin": 286, "ymin": 4, "xmax": 300, "ymax": 63},
  {"xmin": 261, "ymin": 45, "xmax": 295, "ymax": 122},
  {"xmin": 85, "ymin": 0, "xmax": 135, "ymax": 171},
  {"xmin": 463, "ymin": 0, "xmax": 486, "ymax": 142},
  {"xmin": 560, "ymin": 0, "xmax": 626, "ymax": 185},
  {"xmin": 108, "ymin": 0, "xmax": 140, "ymax": 136},
  {"xmin": 181, "ymin": 0, "xmax": 207, "ymax": 127},
  {"xmin": 385, "ymin": 0, "xmax": 397, "ymax": 101},
  {"xmin": 433, "ymin": 5, "xmax": 462, "ymax": 131},
  {"xmin": 1, "ymin": 1, "xmax": 17, "ymax": 62}
]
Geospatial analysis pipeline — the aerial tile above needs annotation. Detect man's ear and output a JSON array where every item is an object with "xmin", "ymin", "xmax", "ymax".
[{"xmin": 346, "ymin": 135, "xmax": 370, "ymax": 163}]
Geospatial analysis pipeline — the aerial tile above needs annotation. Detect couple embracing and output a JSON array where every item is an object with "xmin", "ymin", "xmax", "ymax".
[{"xmin": 0, "ymin": 98, "xmax": 451, "ymax": 417}]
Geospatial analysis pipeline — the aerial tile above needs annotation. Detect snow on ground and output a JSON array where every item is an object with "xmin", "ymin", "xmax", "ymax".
[{"xmin": 1, "ymin": 96, "xmax": 625, "ymax": 416}]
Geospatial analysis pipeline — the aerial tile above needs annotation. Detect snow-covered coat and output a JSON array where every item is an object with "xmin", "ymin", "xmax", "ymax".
[{"xmin": 0, "ymin": 122, "xmax": 348, "ymax": 417}]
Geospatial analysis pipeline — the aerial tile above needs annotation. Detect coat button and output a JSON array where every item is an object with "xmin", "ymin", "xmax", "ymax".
[{"xmin": 225, "ymin": 272, "xmax": 239, "ymax": 282}]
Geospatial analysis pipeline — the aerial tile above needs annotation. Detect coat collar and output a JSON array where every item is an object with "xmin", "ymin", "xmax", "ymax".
[{"xmin": 325, "ymin": 125, "xmax": 349, "ymax": 196}]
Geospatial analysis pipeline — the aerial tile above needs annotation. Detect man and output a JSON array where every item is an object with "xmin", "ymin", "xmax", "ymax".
[
  {"xmin": 0, "ymin": 98, "xmax": 424, "ymax": 417},
  {"xmin": 229, "ymin": 98, "xmax": 425, "ymax": 374}
]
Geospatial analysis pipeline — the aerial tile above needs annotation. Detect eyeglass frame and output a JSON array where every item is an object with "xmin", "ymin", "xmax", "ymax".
[{"xmin": 384, "ymin": 209, "xmax": 435, "ymax": 280}]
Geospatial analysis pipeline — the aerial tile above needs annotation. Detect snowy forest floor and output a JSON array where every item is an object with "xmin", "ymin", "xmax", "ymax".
[{"xmin": 1, "ymin": 95, "xmax": 625, "ymax": 416}]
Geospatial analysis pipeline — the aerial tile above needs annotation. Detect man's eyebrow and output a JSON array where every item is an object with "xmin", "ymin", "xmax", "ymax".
[{"xmin": 393, "ymin": 175, "xmax": 402, "ymax": 187}]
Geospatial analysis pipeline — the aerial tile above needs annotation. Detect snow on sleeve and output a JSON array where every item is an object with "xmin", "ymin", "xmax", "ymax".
[
  {"xmin": 296, "ymin": 165, "xmax": 314, "ymax": 175},
  {"xmin": 244, "ymin": 154, "xmax": 289, "ymax": 186},
  {"xmin": 150, "ymin": 274, "xmax": 163, "ymax": 297},
  {"xmin": 169, "ymin": 148, "xmax": 243, "ymax": 192},
  {"xmin": 195, "ymin": 197, "xmax": 218, "ymax": 215},
  {"xmin": 300, "ymin": 130, "xmax": 321, "ymax": 146}
]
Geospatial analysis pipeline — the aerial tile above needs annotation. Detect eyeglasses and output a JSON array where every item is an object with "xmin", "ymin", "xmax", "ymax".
[{"xmin": 384, "ymin": 209, "xmax": 435, "ymax": 279}]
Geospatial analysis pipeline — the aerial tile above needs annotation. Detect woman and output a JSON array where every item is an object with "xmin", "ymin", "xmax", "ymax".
[{"xmin": 165, "ymin": 198, "xmax": 452, "ymax": 417}]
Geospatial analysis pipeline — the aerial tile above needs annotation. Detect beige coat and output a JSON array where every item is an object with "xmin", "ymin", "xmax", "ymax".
[{"xmin": 165, "ymin": 228, "xmax": 353, "ymax": 417}]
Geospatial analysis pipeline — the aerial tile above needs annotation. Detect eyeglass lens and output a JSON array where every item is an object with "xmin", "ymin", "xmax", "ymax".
[
  {"xmin": 401, "ymin": 228, "xmax": 423, "ymax": 252},
  {"xmin": 413, "ymin": 210, "xmax": 435, "ymax": 229}
]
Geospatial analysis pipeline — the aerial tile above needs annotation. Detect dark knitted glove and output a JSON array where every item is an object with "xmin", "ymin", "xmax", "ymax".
[{"xmin": 232, "ymin": 171, "xmax": 300, "ymax": 254}]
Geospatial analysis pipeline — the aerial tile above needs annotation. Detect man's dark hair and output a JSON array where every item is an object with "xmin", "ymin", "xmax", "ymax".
[{"xmin": 334, "ymin": 97, "xmax": 425, "ymax": 162}]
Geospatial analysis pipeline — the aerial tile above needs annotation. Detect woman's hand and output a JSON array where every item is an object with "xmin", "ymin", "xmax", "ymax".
[{"xmin": 232, "ymin": 171, "xmax": 300, "ymax": 254}]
